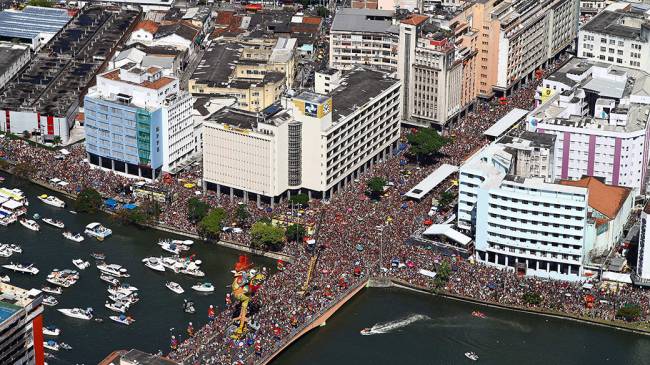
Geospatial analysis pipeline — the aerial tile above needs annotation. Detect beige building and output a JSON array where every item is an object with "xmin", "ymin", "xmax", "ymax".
[
  {"xmin": 189, "ymin": 38, "xmax": 296, "ymax": 112},
  {"xmin": 202, "ymin": 68, "xmax": 401, "ymax": 204},
  {"xmin": 398, "ymin": 15, "xmax": 468, "ymax": 129},
  {"xmin": 452, "ymin": 0, "xmax": 578, "ymax": 98}
]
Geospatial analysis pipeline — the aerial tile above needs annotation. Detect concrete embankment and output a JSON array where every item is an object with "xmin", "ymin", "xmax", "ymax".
[{"xmin": 259, "ymin": 279, "xmax": 369, "ymax": 365}]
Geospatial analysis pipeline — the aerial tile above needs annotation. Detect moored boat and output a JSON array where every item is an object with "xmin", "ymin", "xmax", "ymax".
[
  {"xmin": 192, "ymin": 282, "xmax": 214, "ymax": 293},
  {"xmin": 85, "ymin": 222, "xmax": 112, "ymax": 241},
  {"xmin": 63, "ymin": 231, "xmax": 84, "ymax": 242},
  {"xmin": 38, "ymin": 194, "xmax": 65, "ymax": 208},
  {"xmin": 43, "ymin": 340, "xmax": 60, "ymax": 351},
  {"xmin": 19, "ymin": 219, "xmax": 40, "ymax": 231},
  {"xmin": 91, "ymin": 252, "xmax": 106, "ymax": 260},
  {"xmin": 165, "ymin": 281, "xmax": 184, "ymax": 294},
  {"xmin": 97, "ymin": 263, "xmax": 130, "ymax": 278},
  {"xmin": 72, "ymin": 259, "xmax": 90, "ymax": 270},
  {"xmin": 99, "ymin": 274, "xmax": 119, "ymax": 286},
  {"xmin": 109, "ymin": 314, "xmax": 135, "ymax": 326},
  {"xmin": 2, "ymin": 262, "xmax": 39, "ymax": 275},
  {"xmin": 105, "ymin": 300, "xmax": 129, "ymax": 313},
  {"xmin": 43, "ymin": 296, "xmax": 58, "ymax": 307},
  {"xmin": 43, "ymin": 325, "xmax": 60, "ymax": 336},
  {"xmin": 42, "ymin": 218, "xmax": 65, "ymax": 229},
  {"xmin": 0, "ymin": 275, "xmax": 9, "ymax": 283},
  {"xmin": 142, "ymin": 257, "xmax": 165, "ymax": 272},
  {"xmin": 42, "ymin": 286, "xmax": 62, "ymax": 295}
]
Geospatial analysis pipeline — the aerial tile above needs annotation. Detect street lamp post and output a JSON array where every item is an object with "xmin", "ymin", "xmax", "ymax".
[{"xmin": 377, "ymin": 225, "xmax": 384, "ymax": 274}]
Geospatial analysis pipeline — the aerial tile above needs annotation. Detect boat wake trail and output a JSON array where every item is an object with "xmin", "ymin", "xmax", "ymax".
[{"xmin": 366, "ymin": 314, "xmax": 430, "ymax": 335}]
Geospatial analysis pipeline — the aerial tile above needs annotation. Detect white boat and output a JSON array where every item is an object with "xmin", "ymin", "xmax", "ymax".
[
  {"xmin": 107, "ymin": 283, "xmax": 139, "ymax": 296},
  {"xmin": 43, "ymin": 340, "xmax": 60, "ymax": 351},
  {"xmin": 85, "ymin": 222, "xmax": 112, "ymax": 241},
  {"xmin": 60, "ymin": 342, "xmax": 72, "ymax": 351},
  {"xmin": 0, "ymin": 247, "xmax": 12, "ymax": 258},
  {"xmin": 142, "ymin": 257, "xmax": 165, "ymax": 272},
  {"xmin": 38, "ymin": 194, "xmax": 65, "ymax": 208},
  {"xmin": 165, "ymin": 281, "xmax": 184, "ymax": 294},
  {"xmin": 62, "ymin": 231, "xmax": 84, "ymax": 242},
  {"xmin": 159, "ymin": 239, "xmax": 194, "ymax": 247},
  {"xmin": 42, "ymin": 286, "xmax": 62, "ymax": 295},
  {"xmin": 46, "ymin": 269, "xmax": 79, "ymax": 287},
  {"xmin": 2, "ymin": 262, "xmax": 39, "ymax": 275},
  {"xmin": 97, "ymin": 263, "xmax": 130, "ymax": 278},
  {"xmin": 99, "ymin": 274, "xmax": 119, "ymax": 286},
  {"xmin": 105, "ymin": 301, "xmax": 129, "ymax": 313},
  {"xmin": 161, "ymin": 256, "xmax": 184, "ymax": 273},
  {"xmin": 0, "ymin": 275, "xmax": 9, "ymax": 283},
  {"xmin": 160, "ymin": 241, "xmax": 183, "ymax": 255},
  {"xmin": 19, "ymin": 219, "xmax": 40, "ymax": 231},
  {"xmin": 57, "ymin": 308, "xmax": 93, "ymax": 320},
  {"xmin": 465, "ymin": 352, "xmax": 479, "ymax": 361},
  {"xmin": 108, "ymin": 293, "xmax": 139, "ymax": 305},
  {"xmin": 43, "ymin": 296, "xmax": 58, "ymax": 307},
  {"xmin": 4, "ymin": 244, "xmax": 21, "ymax": 253},
  {"xmin": 42, "ymin": 218, "xmax": 65, "ymax": 229},
  {"xmin": 72, "ymin": 259, "xmax": 90, "ymax": 270},
  {"xmin": 43, "ymin": 326, "xmax": 60, "ymax": 336},
  {"xmin": 192, "ymin": 282, "xmax": 214, "ymax": 292},
  {"xmin": 109, "ymin": 314, "xmax": 135, "ymax": 326},
  {"xmin": 180, "ymin": 262, "xmax": 205, "ymax": 277}
]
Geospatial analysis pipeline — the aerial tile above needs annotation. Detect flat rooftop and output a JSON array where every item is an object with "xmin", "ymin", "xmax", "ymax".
[
  {"xmin": 331, "ymin": 68, "xmax": 399, "ymax": 121},
  {"xmin": 331, "ymin": 8, "xmax": 397, "ymax": 33},
  {"xmin": 192, "ymin": 41, "xmax": 243, "ymax": 87},
  {"xmin": 582, "ymin": 10, "xmax": 648, "ymax": 40},
  {"xmin": 0, "ymin": 6, "xmax": 70, "ymax": 43},
  {"xmin": 0, "ymin": 6, "xmax": 140, "ymax": 117},
  {"xmin": 0, "ymin": 282, "xmax": 41, "ymax": 322},
  {"xmin": 0, "ymin": 42, "xmax": 28, "ymax": 77}
]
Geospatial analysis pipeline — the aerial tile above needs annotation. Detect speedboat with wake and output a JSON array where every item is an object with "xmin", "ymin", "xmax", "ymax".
[
  {"xmin": 63, "ymin": 231, "xmax": 84, "ymax": 242},
  {"xmin": 360, "ymin": 327, "xmax": 372, "ymax": 335},
  {"xmin": 43, "ymin": 296, "xmax": 58, "ymax": 307},
  {"xmin": 97, "ymin": 263, "xmax": 130, "ymax": 278},
  {"xmin": 42, "ymin": 286, "xmax": 62, "ymax": 295},
  {"xmin": 72, "ymin": 259, "xmax": 90, "ymax": 270},
  {"xmin": 42, "ymin": 217, "xmax": 65, "ymax": 229},
  {"xmin": 142, "ymin": 257, "xmax": 165, "ymax": 272},
  {"xmin": 43, "ymin": 325, "xmax": 60, "ymax": 336},
  {"xmin": 2, "ymin": 262, "xmax": 39, "ymax": 275},
  {"xmin": 110, "ymin": 314, "xmax": 135, "ymax": 326},
  {"xmin": 58, "ymin": 307, "xmax": 93, "ymax": 320},
  {"xmin": 471, "ymin": 311, "xmax": 487, "ymax": 319},
  {"xmin": 19, "ymin": 219, "xmax": 40, "ymax": 231},
  {"xmin": 192, "ymin": 282, "xmax": 214, "ymax": 293},
  {"xmin": 465, "ymin": 352, "xmax": 479, "ymax": 361},
  {"xmin": 166, "ymin": 281, "xmax": 184, "ymax": 294},
  {"xmin": 38, "ymin": 194, "xmax": 65, "ymax": 208}
]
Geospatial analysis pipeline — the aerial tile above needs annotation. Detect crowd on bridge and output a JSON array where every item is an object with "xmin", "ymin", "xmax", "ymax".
[{"xmin": 2, "ymin": 54, "xmax": 650, "ymax": 364}]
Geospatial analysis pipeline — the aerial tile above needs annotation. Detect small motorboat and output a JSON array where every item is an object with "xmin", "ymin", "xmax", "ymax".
[
  {"xmin": 471, "ymin": 311, "xmax": 487, "ymax": 319},
  {"xmin": 91, "ymin": 252, "xmax": 106, "ymax": 260},
  {"xmin": 172, "ymin": 239, "xmax": 194, "ymax": 246},
  {"xmin": 43, "ymin": 340, "xmax": 60, "ymax": 352},
  {"xmin": 63, "ymin": 231, "xmax": 84, "ymax": 242},
  {"xmin": 43, "ymin": 325, "xmax": 60, "ymax": 336},
  {"xmin": 19, "ymin": 219, "xmax": 40, "ymax": 231},
  {"xmin": 97, "ymin": 263, "xmax": 130, "ymax": 278},
  {"xmin": 33, "ymin": 213, "xmax": 40, "ymax": 220},
  {"xmin": 107, "ymin": 283, "xmax": 139, "ymax": 296},
  {"xmin": 42, "ymin": 217, "xmax": 65, "ymax": 229},
  {"xmin": 5, "ymin": 244, "xmax": 21, "ymax": 254},
  {"xmin": 3, "ymin": 262, "xmax": 39, "ymax": 275},
  {"xmin": 183, "ymin": 299, "xmax": 195, "ymax": 314},
  {"xmin": 0, "ymin": 275, "xmax": 9, "ymax": 283},
  {"xmin": 60, "ymin": 342, "xmax": 72, "ymax": 351},
  {"xmin": 43, "ymin": 296, "xmax": 58, "ymax": 307},
  {"xmin": 465, "ymin": 352, "xmax": 479, "ymax": 361},
  {"xmin": 72, "ymin": 259, "xmax": 90, "ymax": 270},
  {"xmin": 165, "ymin": 281, "xmax": 184, "ymax": 294},
  {"xmin": 109, "ymin": 293, "xmax": 139, "ymax": 305},
  {"xmin": 192, "ymin": 282, "xmax": 214, "ymax": 293},
  {"xmin": 0, "ymin": 247, "xmax": 12, "ymax": 258},
  {"xmin": 105, "ymin": 300, "xmax": 129, "ymax": 313},
  {"xmin": 85, "ymin": 222, "xmax": 112, "ymax": 241},
  {"xmin": 42, "ymin": 286, "xmax": 63, "ymax": 295},
  {"xmin": 38, "ymin": 194, "xmax": 66, "ymax": 208},
  {"xmin": 58, "ymin": 307, "xmax": 93, "ymax": 320},
  {"xmin": 360, "ymin": 327, "xmax": 372, "ymax": 335},
  {"xmin": 110, "ymin": 314, "xmax": 135, "ymax": 326},
  {"xmin": 100, "ymin": 274, "xmax": 119, "ymax": 286},
  {"xmin": 142, "ymin": 257, "xmax": 165, "ymax": 272}
]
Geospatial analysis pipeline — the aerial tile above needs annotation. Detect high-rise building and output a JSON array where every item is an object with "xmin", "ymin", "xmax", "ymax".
[
  {"xmin": 452, "ymin": 0, "xmax": 578, "ymax": 98},
  {"xmin": 527, "ymin": 58, "xmax": 650, "ymax": 195},
  {"xmin": 0, "ymin": 283, "xmax": 44, "ymax": 365},
  {"xmin": 202, "ymin": 68, "xmax": 401, "ymax": 204},
  {"xmin": 577, "ymin": 4, "xmax": 650, "ymax": 71},
  {"xmin": 84, "ymin": 64, "xmax": 196, "ymax": 179},
  {"xmin": 634, "ymin": 202, "xmax": 650, "ymax": 286}
]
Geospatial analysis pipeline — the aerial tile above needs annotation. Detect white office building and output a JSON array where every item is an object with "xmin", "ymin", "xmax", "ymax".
[
  {"xmin": 528, "ymin": 58, "xmax": 650, "ymax": 195},
  {"xmin": 577, "ymin": 5, "xmax": 650, "ymax": 71},
  {"xmin": 635, "ymin": 202, "xmax": 650, "ymax": 286},
  {"xmin": 84, "ymin": 64, "xmax": 196, "ymax": 178},
  {"xmin": 203, "ymin": 68, "xmax": 401, "ymax": 204}
]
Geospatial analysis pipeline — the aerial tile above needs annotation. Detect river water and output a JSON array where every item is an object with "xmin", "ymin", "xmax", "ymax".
[{"xmin": 3, "ymin": 171, "xmax": 650, "ymax": 365}]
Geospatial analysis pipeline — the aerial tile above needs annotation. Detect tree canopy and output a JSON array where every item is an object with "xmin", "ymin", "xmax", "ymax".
[
  {"xmin": 187, "ymin": 197, "xmax": 210, "ymax": 223},
  {"xmin": 522, "ymin": 292, "xmax": 543, "ymax": 306},
  {"xmin": 289, "ymin": 193, "xmax": 309, "ymax": 206},
  {"xmin": 434, "ymin": 261, "xmax": 451, "ymax": 288},
  {"xmin": 75, "ymin": 188, "xmax": 102, "ymax": 214},
  {"xmin": 367, "ymin": 177, "xmax": 386, "ymax": 197},
  {"xmin": 617, "ymin": 303, "xmax": 641, "ymax": 322},
  {"xmin": 285, "ymin": 223, "xmax": 306, "ymax": 243},
  {"xmin": 236, "ymin": 204, "xmax": 251, "ymax": 226},
  {"xmin": 198, "ymin": 208, "xmax": 228, "ymax": 239},
  {"xmin": 407, "ymin": 128, "xmax": 449, "ymax": 162},
  {"xmin": 28, "ymin": 0, "xmax": 54, "ymax": 6},
  {"xmin": 437, "ymin": 191, "xmax": 455, "ymax": 210},
  {"xmin": 12, "ymin": 162, "xmax": 36, "ymax": 179},
  {"xmin": 250, "ymin": 221, "xmax": 285, "ymax": 252}
]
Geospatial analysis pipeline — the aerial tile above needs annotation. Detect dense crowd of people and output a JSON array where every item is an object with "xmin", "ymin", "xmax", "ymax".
[{"xmin": 2, "ymin": 54, "xmax": 649, "ymax": 364}]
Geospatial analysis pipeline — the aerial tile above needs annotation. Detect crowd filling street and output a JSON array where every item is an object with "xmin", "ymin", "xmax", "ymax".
[{"xmin": 1, "ymin": 55, "xmax": 649, "ymax": 364}]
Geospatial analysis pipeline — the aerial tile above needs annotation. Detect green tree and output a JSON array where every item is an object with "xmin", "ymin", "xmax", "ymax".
[
  {"xmin": 617, "ymin": 304, "xmax": 641, "ymax": 322},
  {"xmin": 522, "ymin": 292, "xmax": 543, "ymax": 306},
  {"xmin": 52, "ymin": 136, "xmax": 62, "ymax": 146},
  {"xmin": 139, "ymin": 198, "xmax": 161, "ymax": 222},
  {"xmin": 437, "ymin": 191, "xmax": 455, "ymax": 210},
  {"xmin": 75, "ymin": 188, "xmax": 103, "ymax": 214},
  {"xmin": 316, "ymin": 6, "xmax": 329, "ymax": 18},
  {"xmin": 433, "ymin": 261, "xmax": 451, "ymax": 288},
  {"xmin": 236, "ymin": 204, "xmax": 251, "ymax": 226},
  {"xmin": 12, "ymin": 162, "xmax": 35, "ymax": 179},
  {"xmin": 28, "ymin": 0, "xmax": 54, "ymax": 6},
  {"xmin": 407, "ymin": 128, "xmax": 449, "ymax": 163},
  {"xmin": 250, "ymin": 221, "xmax": 285, "ymax": 252},
  {"xmin": 285, "ymin": 223, "xmax": 306, "ymax": 242},
  {"xmin": 22, "ymin": 130, "xmax": 31, "ymax": 139},
  {"xmin": 367, "ymin": 177, "xmax": 386, "ymax": 198},
  {"xmin": 288, "ymin": 193, "xmax": 309, "ymax": 207},
  {"xmin": 114, "ymin": 207, "xmax": 149, "ymax": 226},
  {"xmin": 187, "ymin": 197, "xmax": 210, "ymax": 223},
  {"xmin": 198, "ymin": 208, "xmax": 227, "ymax": 239}
]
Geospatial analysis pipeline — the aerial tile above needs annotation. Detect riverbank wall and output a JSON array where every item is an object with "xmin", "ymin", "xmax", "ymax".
[
  {"xmin": 259, "ymin": 279, "xmax": 369, "ymax": 365},
  {"xmin": 0, "ymin": 167, "xmax": 294, "ymax": 263},
  {"xmin": 387, "ymin": 278, "xmax": 650, "ymax": 336}
]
